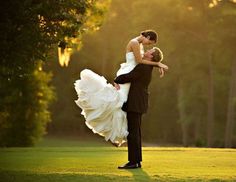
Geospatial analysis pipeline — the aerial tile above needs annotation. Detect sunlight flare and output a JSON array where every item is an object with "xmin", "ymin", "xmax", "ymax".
[{"xmin": 58, "ymin": 47, "xmax": 72, "ymax": 67}]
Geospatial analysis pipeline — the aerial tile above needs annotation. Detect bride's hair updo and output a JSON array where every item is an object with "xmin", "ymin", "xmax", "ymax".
[
  {"xmin": 141, "ymin": 30, "xmax": 158, "ymax": 43},
  {"xmin": 152, "ymin": 47, "xmax": 163, "ymax": 62}
]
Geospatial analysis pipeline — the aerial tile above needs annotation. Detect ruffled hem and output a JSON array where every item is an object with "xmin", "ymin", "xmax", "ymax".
[{"xmin": 74, "ymin": 69, "xmax": 128, "ymax": 145}]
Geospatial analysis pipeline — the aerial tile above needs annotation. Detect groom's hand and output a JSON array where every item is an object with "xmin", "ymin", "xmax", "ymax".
[{"xmin": 114, "ymin": 83, "xmax": 120, "ymax": 90}]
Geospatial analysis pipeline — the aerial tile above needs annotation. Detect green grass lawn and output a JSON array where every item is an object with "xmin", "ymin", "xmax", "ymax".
[{"xmin": 0, "ymin": 137, "xmax": 236, "ymax": 182}]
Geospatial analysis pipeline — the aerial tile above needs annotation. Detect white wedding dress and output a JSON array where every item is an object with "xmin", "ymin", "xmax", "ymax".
[{"xmin": 74, "ymin": 52, "xmax": 138, "ymax": 145}]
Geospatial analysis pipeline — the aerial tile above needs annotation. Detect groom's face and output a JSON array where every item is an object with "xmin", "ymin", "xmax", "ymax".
[{"xmin": 144, "ymin": 49, "xmax": 155, "ymax": 60}]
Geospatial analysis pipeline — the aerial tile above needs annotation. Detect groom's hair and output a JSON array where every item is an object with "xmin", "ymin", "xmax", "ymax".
[
  {"xmin": 141, "ymin": 30, "xmax": 158, "ymax": 43},
  {"xmin": 151, "ymin": 47, "xmax": 163, "ymax": 62}
]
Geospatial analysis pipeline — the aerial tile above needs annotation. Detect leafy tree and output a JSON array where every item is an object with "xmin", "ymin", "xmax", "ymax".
[{"xmin": 0, "ymin": 0, "xmax": 109, "ymax": 146}]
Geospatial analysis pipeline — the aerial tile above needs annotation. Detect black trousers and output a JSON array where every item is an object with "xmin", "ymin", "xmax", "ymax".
[{"xmin": 127, "ymin": 111, "xmax": 142, "ymax": 163}]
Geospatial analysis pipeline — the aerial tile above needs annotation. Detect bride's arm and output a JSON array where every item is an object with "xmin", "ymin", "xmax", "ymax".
[{"xmin": 131, "ymin": 41, "xmax": 168, "ymax": 69}]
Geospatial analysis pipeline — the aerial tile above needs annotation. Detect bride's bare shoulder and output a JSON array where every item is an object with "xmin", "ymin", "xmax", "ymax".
[
  {"xmin": 126, "ymin": 39, "xmax": 139, "ymax": 52},
  {"xmin": 128, "ymin": 39, "xmax": 139, "ymax": 47},
  {"xmin": 129, "ymin": 38, "xmax": 139, "ymax": 44}
]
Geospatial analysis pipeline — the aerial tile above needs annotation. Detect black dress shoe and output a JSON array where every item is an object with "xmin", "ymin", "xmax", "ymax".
[
  {"xmin": 118, "ymin": 162, "xmax": 138, "ymax": 169},
  {"xmin": 137, "ymin": 162, "xmax": 142, "ymax": 168}
]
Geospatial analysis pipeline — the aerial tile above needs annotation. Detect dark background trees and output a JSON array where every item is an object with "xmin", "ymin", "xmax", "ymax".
[{"xmin": 48, "ymin": 0, "xmax": 236, "ymax": 148}]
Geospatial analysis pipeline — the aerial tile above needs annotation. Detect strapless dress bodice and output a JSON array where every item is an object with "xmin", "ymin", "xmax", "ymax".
[{"xmin": 125, "ymin": 52, "xmax": 136, "ymax": 65}]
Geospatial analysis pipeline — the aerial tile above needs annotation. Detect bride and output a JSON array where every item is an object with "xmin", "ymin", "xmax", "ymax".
[{"xmin": 74, "ymin": 30, "xmax": 168, "ymax": 146}]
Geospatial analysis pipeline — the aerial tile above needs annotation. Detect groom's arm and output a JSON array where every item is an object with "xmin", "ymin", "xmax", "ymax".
[{"xmin": 114, "ymin": 64, "xmax": 144, "ymax": 84}]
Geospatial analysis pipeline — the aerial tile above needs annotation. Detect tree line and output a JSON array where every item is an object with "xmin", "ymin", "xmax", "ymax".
[
  {"xmin": 47, "ymin": 0, "xmax": 236, "ymax": 148},
  {"xmin": 0, "ymin": 0, "xmax": 235, "ymax": 148}
]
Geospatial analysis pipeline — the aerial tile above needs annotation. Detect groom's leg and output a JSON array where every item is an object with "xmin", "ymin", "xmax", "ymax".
[
  {"xmin": 127, "ymin": 111, "xmax": 142, "ymax": 163},
  {"xmin": 138, "ymin": 116, "xmax": 142, "ymax": 162}
]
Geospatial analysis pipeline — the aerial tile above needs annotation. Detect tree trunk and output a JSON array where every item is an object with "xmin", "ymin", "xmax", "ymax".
[
  {"xmin": 207, "ymin": 51, "xmax": 215, "ymax": 147},
  {"xmin": 225, "ymin": 59, "xmax": 236, "ymax": 148},
  {"xmin": 181, "ymin": 122, "xmax": 188, "ymax": 147},
  {"xmin": 177, "ymin": 80, "xmax": 188, "ymax": 147},
  {"xmin": 194, "ymin": 114, "xmax": 202, "ymax": 145}
]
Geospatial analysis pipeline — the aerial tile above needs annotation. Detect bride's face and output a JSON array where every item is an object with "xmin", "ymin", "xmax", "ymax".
[{"xmin": 142, "ymin": 36, "xmax": 156, "ymax": 45}]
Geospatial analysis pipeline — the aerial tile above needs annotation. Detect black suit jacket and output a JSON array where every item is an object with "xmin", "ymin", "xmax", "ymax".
[{"xmin": 114, "ymin": 64, "xmax": 153, "ymax": 114}]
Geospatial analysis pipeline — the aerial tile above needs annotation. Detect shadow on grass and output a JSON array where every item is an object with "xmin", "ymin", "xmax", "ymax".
[
  {"xmin": 0, "ymin": 170, "xmax": 133, "ymax": 182},
  {"xmin": 0, "ymin": 170, "xmax": 227, "ymax": 182},
  {"xmin": 125, "ymin": 168, "xmax": 227, "ymax": 182},
  {"xmin": 127, "ymin": 168, "xmax": 152, "ymax": 181}
]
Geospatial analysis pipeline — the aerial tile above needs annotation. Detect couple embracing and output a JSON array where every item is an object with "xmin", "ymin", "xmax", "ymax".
[{"xmin": 74, "ymin": 30, "xmax": 168, "ymax": 169}]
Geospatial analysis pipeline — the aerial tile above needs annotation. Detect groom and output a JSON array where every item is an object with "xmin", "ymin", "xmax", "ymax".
[{"xmin": 114, "ymin": 47, "xmax": 166, "ymax": 169}]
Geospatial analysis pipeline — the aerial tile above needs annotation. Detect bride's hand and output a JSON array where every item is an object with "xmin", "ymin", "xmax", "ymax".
[
  {"xmin": 114, "ymin": 83, "xmax": 120, "ymax": 90},
  {"xmin": 156, "ymin": 62, "xmax": 168, "ymax": 70},
  {"xmin": 159, "ymin": 68, "xmax": 165, "ymax": 78}
]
